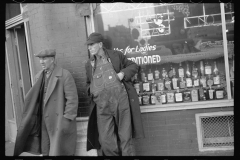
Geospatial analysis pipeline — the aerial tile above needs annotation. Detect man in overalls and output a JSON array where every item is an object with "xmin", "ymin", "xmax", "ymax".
[{"xmin": 85, "ymin": 33, "xmax": 145, "ymax": 156}]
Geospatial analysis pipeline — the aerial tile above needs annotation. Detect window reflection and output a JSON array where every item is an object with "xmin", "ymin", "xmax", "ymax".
[{"xmin": 93, "ymin": 3, "xmax": 234, "ymax": 101}]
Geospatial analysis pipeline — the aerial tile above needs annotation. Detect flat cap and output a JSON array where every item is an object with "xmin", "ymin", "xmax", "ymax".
[
  {"xmin": 35, "ymin": 49, "xmax": 56, "ymax": 58},
  {"xmin": 85, "ymin": 32, "xmax": 104, "ymax": 45}
]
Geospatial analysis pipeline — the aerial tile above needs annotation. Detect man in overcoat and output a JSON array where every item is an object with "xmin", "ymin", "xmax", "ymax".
[
  {"xmin": 85, "ymin": 33, "xmax": 145, "ymax": 156},
  {"xmin": 14, "ymin": 49, "xmax": 78, "ymax": 156}
]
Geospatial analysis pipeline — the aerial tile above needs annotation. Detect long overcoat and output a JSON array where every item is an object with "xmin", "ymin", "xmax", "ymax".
[
  {"xmin": 14, "ymin": 66, "xmax": 78, "ymax": 156},
  {"xmin": 85, "ymin": 49, "xmax": 145, "ymax": 151}
]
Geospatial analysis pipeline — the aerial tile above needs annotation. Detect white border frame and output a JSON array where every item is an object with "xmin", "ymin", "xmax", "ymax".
[
  {"xmin": 195, "ymin": 111, "xmax": 234, "ymax": 152},
  {"xmin": 220, "ymin": 3, "xmax": 232, "ymax": 100}
]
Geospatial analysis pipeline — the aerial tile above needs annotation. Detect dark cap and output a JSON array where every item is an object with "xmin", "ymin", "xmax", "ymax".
[
  {"xmin": 35, "ymin": 49, "xmax": 56, "ymax": 58},
  {"xmin": 85, "ymin": 32, "xmax": 104, "ymax": 45}
]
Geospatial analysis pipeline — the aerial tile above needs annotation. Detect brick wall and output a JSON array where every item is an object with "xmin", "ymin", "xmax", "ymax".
[
  {"xmin": 133, "ymin": 107, "xmax": 234, "ymax": 156},
  {"xmin": 26, "ymin": 3, "xmax": 89, "ymax": 117}
]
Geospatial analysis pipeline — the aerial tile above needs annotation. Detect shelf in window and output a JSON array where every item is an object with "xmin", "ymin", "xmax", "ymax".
[
  {"xmin": 140, "ymin": 99, "xmax": 234, "ymax": 113},
  {"xmin": 139, "ymin": 85, "xmax": 225, "ymax": 95}
]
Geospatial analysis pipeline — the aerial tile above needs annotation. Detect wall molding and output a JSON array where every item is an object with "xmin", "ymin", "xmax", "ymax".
[
  {"xmin": 76, "ymin": 99, "xmax": 234, "ymax": 120},
  {"xmin": 140, "ymin": 99, "xmax": 234, "ymax": 113}
]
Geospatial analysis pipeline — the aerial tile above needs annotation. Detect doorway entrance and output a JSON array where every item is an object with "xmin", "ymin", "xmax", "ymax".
[{"xmin": 5, "ymin": 23, "xmax": 32, "ymax": 142}]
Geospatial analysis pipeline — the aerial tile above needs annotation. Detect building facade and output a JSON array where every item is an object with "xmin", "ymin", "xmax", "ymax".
[{"xmin": 5, "ymin": 3, "xmax": 234, "ymax": 156}]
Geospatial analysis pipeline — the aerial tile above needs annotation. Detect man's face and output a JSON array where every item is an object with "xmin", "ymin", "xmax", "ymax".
[
  {"xmin": 88, "ymin": 42, "xmax": 101, "ymax": 56},
  {"xmin": 39, "ymin": 57, "xmax": 54, "ymax": 70}
]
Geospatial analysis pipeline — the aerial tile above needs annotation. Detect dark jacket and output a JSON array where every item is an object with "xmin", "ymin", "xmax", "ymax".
[
  {"xmin": 85, "ymin": 49, "xmax": 145, "ymax": 151},
  {"xmin": 14, "ymin": 66, "xmax": 78, "ymax": 156}
]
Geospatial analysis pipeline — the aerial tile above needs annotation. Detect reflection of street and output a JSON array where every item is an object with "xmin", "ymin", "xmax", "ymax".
[
  {"xmin": 159, "ymin": 45, "xmax": 233, "ymax": 64},
  {"xmin": 153, "ymin": 18, "xmax": 165, "ymax": 33}
]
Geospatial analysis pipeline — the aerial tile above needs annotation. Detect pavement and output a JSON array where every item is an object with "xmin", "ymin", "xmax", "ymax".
[{"xmin": 5, "ymin": 141, "xmax": 42, "ymax": 156}]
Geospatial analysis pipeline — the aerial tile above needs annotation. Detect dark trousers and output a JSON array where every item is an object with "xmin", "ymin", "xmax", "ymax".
[
  {"xmin": 93, "ymin": 85, "xmax": 133, "ymax": 156},
  {"xmin": 41, "ymin": 118, "xmax": 50, "ymax": 156}
]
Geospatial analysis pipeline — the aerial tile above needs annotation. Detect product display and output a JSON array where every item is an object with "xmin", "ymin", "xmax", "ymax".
[
  {"xmin": 175, "ymin": 87, "xmax": 183, "ymax": 103},
  {"xmin": 215, "ymin": 85, "xmax": 224, "ymax": 99},
  {"xmin": 164, "ymin": 74, "xmax": 172, "ymax": 90},
  {"xmin": 183, "ymin": 90, "xmax": 191, "ymax": 102},
  {"xmin": 142, "ymin": 94, "xmax": 150, "ymax": 105},
  {"xmin": 148, "ymin": 69, "xmax": 153, "ymax": 81},
  {"xmin": 150, "ymin": 93, "xmax": 156, "ymax": 104},
  {"xmin": 154, "ymin": 68, "xmax": 160, "ymax": 80},
  {"xmin": 178, "ymin": 62, "xmax": 184, "ymax": 78},
  {"xmin": 191, "ymin": 86, "xmax": 199, "ymax": 102},
  {"xmin": 213, "ymin": 61, "xmax": 220, "ymax": 86},
  {"xmin": 167, "ymin": 92, "xmax": 175, "ymax": 103},
  {"xmin": 179, "ymin": 77, "xmax": 186, "ymax": 89},
  {"xmin": 143, "ymin": 77, "xmax": 151, "ymax": 92},
  {"xmin": 161, "ymin": 92, "xmax": 167, "ymax": 104},
  {"xmin": 134, "ymin": 60, "xmax": 228, "ymax": 106},
  {"xmin": 155, "ymin": 92, "xmax": 162, "ymax": 105}
]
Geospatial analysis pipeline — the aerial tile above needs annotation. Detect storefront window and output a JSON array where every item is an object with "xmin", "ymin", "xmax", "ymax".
[{"xmin": 93, "ymin": 3, "xmax": 234, "ymax": 106}]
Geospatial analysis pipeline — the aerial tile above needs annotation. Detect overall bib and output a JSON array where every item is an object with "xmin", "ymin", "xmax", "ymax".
[{"xmin": 90, "ymin": 58, "xmax": 133, "ymax": 156}]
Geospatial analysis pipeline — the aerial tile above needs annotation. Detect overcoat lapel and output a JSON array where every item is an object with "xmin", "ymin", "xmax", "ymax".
[
  {"xmin": 105, "ymin": 49, "xmax": 120, "ymax": 73},
  {"xmin": 44, "ymin": 66, "xmax": 62, "ymax": 107}
]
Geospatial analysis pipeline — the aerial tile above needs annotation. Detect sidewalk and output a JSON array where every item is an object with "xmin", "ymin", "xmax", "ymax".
[
  {"xmin": 5, "ymin": 141, "xmax": 41, "ymax": 156},
  {"xmin": 5, "ymin": 141, "xmax": 14, "ymax": 156}
]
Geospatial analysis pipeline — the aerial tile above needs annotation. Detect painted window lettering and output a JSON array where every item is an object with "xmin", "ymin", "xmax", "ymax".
[{"xmin": 127, "ymin": 55, "xmax": 161, "ymax": 65}]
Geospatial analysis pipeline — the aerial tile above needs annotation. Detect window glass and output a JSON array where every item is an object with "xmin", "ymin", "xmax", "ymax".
[
  {"xmin": 93, "ymin": 3, "xmax": 234, "ymax": 104},
  {"xmin": 6, "ymin": 3, "xmax": 21, "ymax": 21}
]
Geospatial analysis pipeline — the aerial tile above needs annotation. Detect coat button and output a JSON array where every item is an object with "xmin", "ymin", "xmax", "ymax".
[{"xmin": 131, "ymin": 99, "xmax": 134, "ymax": 102}]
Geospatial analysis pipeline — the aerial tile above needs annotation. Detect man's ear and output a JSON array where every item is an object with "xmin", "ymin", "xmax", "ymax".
[{"xmin": 99, "ymin": 42, "xmax": 103, "ymax": 48}]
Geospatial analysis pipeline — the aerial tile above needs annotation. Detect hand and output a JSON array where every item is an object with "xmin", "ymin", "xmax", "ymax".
[
  {"xmin": 117, "ymin": 72, "xmax": 124, "ymax": 81},
  {"xmin": 62, "ymin": 117, "xmax": 71, "ymax": 133}
]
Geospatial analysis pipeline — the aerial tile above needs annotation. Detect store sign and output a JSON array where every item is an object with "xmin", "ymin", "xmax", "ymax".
[
  {"xmin": 114, "ymin": 44, "xmax": 157, "ymax": 55},
  {"xmin": 127, "ymin": 55, "xmax": 161, "ymax": 65},
  {"xmin": 114, "ymin": 44, "xmax": 161, "ymax": 65}
]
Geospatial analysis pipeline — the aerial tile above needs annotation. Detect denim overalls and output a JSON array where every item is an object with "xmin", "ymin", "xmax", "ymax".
[{"xmin": 90, "ymin": 57, "xmax": 133, "ymax": 156}]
